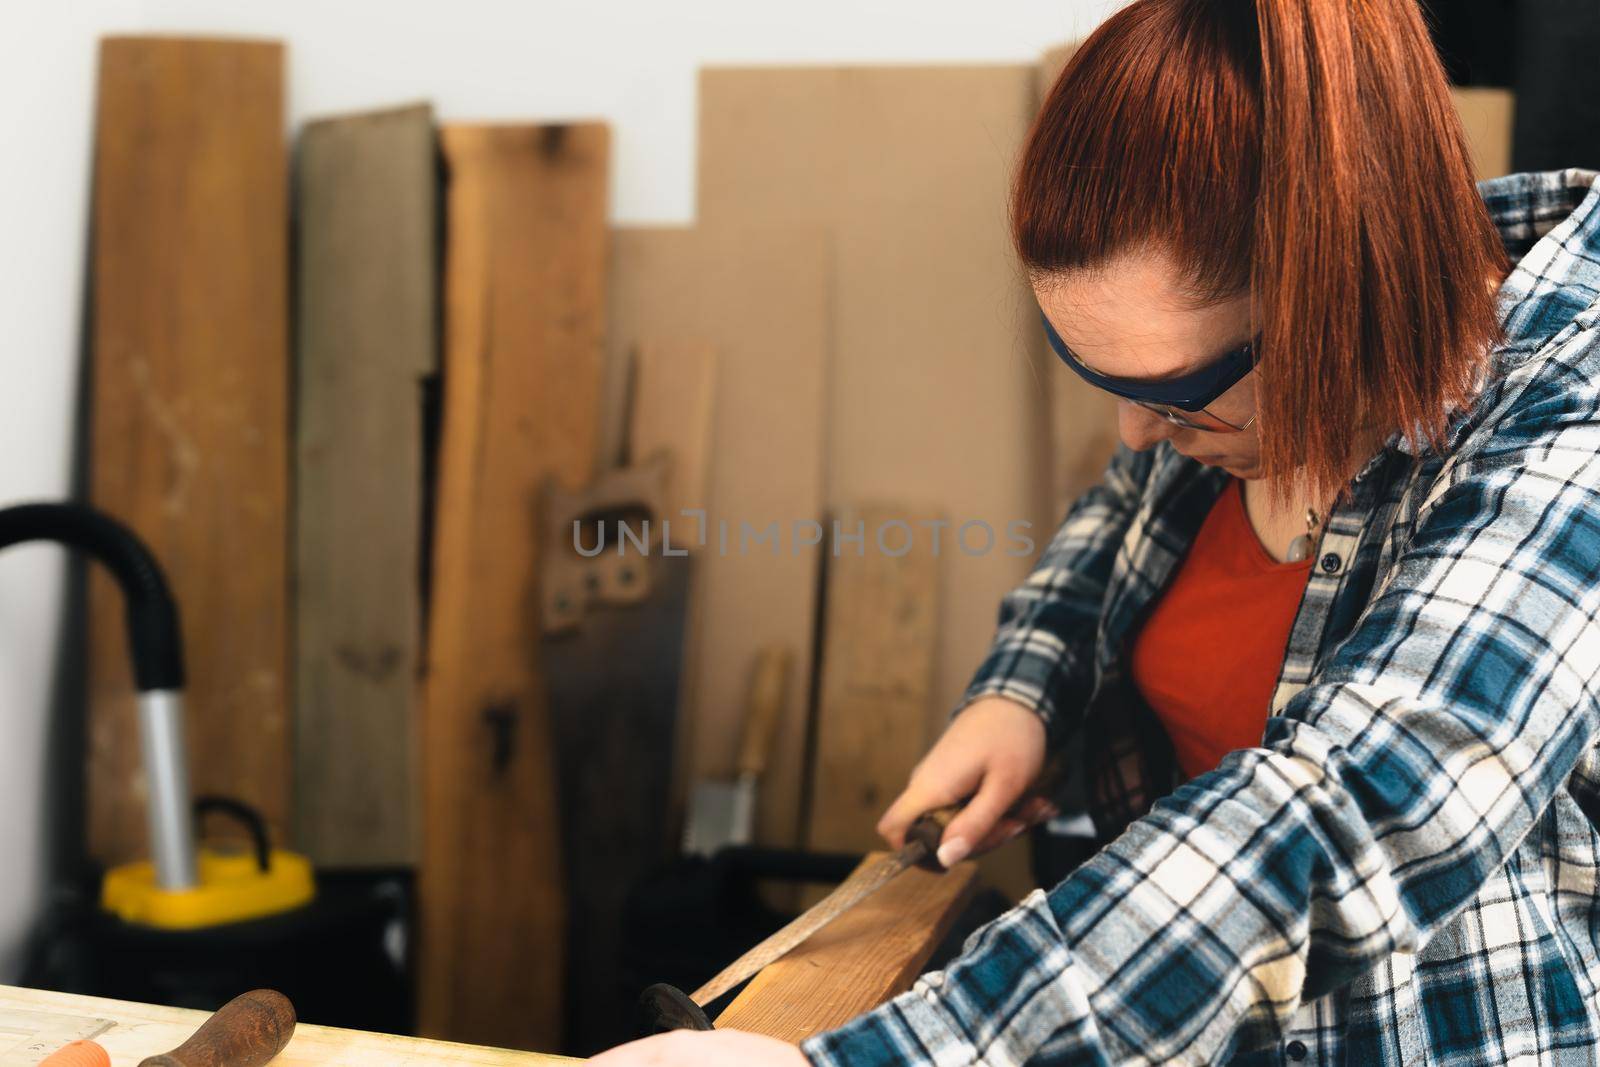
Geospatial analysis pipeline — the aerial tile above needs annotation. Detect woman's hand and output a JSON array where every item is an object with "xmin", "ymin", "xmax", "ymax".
[
  {"xmin": 876, "ymin": 696, "xmax": 1055, "ymax": 867},
  {"xmin": 588, "ymin": 1029, "xmax": 809, "ymax": 1066}
]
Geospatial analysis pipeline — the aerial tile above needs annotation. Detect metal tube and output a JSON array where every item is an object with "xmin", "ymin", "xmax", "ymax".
[{"xmin": 138, "ymin": 689, "xmax": 198, "ymax": 889}]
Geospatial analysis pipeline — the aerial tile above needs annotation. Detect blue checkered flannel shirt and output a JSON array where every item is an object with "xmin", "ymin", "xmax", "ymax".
[{"xmin": 801, "ymin": 169, "xmax": 1600, "ymax": 1066}]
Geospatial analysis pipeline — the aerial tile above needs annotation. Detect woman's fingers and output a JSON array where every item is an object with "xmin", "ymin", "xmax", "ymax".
[
  {"xmin": 932, "ymin": 771, "xmax": 1026, "ymax": 867},
  {"xmin": 876, "ymin": 775, "xmax": 961, "ymax": 849},
  {"xmin": 968, "ymin": 796, "xmax": 1059, "ymax": 854}
]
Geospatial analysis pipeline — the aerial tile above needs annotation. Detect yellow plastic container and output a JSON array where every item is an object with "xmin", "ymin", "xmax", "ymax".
[{"xmin": 101, "ymin": 848, "xmax": 315, "ymax": 929}]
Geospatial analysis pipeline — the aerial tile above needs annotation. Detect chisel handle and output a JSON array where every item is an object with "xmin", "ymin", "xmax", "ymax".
[
  {"xmin": 905, "ymin": 805, "xmax": 961, "ymax": 871},
  {"xmin": 906, "ymin": 785, "xmax": 1061, "ymax": 872},
  {"xmin": 137, "ymin": 990, "xmax": 295, "ymax": 1067}
]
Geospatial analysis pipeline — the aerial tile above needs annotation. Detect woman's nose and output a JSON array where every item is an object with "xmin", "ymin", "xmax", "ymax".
[{"xmin": 1117, "ymin": 402, "xmax": 1179, "ymax": 452}]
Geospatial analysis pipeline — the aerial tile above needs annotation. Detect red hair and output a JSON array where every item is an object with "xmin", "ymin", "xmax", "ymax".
[{"xmin": 1013, "ymin": 0, "xmax": 1510, "ymax": 500}]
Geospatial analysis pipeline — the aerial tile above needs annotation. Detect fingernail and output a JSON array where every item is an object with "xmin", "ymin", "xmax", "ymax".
[{"xmin": 936, "ymin": 837, "xmax": 970, "ymax": 868}]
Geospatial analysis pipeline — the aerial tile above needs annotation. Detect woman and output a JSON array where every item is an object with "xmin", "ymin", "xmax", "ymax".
[{"xmin": 594, "ymin": 0, "xmax": 1600, "ymax": 1063}]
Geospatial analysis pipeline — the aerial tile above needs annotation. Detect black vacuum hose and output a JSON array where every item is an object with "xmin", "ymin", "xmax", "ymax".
[{"xmin": 0, "ymin": 502, "xmax": 185, "ymax": 691}]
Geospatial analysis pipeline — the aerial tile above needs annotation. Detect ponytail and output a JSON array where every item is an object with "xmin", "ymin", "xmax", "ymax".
[{"xmin": 1251, "ymin": 0, "xmax": 1507, "ymax": 500}]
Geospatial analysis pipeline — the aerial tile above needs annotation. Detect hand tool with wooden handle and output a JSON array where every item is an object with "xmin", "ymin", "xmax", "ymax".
[
  {"xmin": 136, "ymin": 990, "xmax": 295, "ymax": 1067},
  {"xmin": 682, "ymin": 646, "xmax": 792, "ymax": 856},
  {"xmin": 642, "ymin": 804, "xmax": 965, "ymax": 1030}
]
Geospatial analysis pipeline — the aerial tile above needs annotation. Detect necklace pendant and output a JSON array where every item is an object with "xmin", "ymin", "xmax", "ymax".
[{"xmin": 1286, "ymin": 534, "xmax": 1312, "ymax": 563}]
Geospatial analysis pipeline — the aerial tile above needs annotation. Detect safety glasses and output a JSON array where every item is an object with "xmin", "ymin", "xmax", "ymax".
[{"xmin": 1039, "ymin": 310, "xmax": 1259, "ymax": 433}]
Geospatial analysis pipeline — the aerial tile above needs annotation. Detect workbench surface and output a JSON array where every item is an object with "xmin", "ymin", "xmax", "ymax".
[{"xmin": 0, "ymin": 986, "xmax": 576, "ymax": 1065}]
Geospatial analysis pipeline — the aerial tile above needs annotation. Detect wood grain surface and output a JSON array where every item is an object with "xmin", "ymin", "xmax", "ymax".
[
  {"xmin": 713, "ymin": 857, "xmax": 978, "ymax": 1041},
  {"xmin": 293, "ymin": 103, "xmax": 436, "ymax": 868},
  {"xmin": 88, "ymin": 37, "xmax": 289, "ymax": 864},
  {"xmin": 0, "ymin": 987, "xmax": 576, "ymax": 1065},
  {"xmin": 418, "ymin": 122, "xmax": 608, "ymax": 1051}
]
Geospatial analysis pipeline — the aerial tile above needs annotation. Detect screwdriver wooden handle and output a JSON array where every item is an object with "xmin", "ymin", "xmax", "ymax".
[{"xmin": 137, "ymin": 990, "xmax": 295, "ymax": 1067}]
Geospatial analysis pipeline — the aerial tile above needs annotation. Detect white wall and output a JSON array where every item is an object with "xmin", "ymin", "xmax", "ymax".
[{"xmin": 0, "ymin": 0, "xmax": 1114, "ymax": 981}]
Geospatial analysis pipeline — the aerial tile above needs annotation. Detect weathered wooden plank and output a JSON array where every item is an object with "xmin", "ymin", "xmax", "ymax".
[
  {"xmin": 88, "ymin": 37, "xmax": 289, "ymax": 864},
  {"xmin": 0, "ymin": 986, "xmax": 577, "ymax": 1065},
  {"xmin": 418, "ymin": 122, "xmax": 609, "ymax": 1051},
  {"xmin": 713, "ymin": 858, "xmax": 978, "ymax": 1041},
  {"xmin": 806, "ymin": 504, "xmax": 941, "ymax": 855},
  {"xmin": 607, "ymin": 227, "xmax": 827, "ymax": 854},
  {"xmin": 292, "ymin": 103, "xmax": 436, "ymax": 868}
]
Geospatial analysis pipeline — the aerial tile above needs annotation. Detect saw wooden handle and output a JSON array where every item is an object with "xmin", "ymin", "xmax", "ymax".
[{"xmin": 137, "ymin": 989, "xmax": 295, "ymax": 1067}]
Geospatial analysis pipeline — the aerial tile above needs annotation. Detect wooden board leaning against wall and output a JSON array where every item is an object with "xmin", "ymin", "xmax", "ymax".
[
  {"xmin": 89, "ymin": 37, "xmax": 290, "ymax": 864},
  {"xmin": 806, "ymin": 504, "xmax": 941, "ymax": 860},
  {"xmin": 419, "ymin": 122, "xmax": 609, "ymax": 1052},
  {"xmin": 605, "ymin": 226, "xmax": 828, "ymax": 858},
  {"xmin": 696, "ymin": 64, "xmax": 1073, "ymax": 897},
  {"xmin": 293, "ymin": 103, "xmax": 436, "ymax": 869}
]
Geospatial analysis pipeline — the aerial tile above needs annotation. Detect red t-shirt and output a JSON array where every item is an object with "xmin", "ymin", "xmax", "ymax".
[{"xmin": 1129, "ymin": 477, "xmax": 1313, "ymax": 779}]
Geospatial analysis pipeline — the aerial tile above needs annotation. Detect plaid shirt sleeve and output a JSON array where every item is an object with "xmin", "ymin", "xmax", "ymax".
[
  {"xmin": 953, "ymin": 443, "xmax": 1154, "ymax": 744},
  {"xmin": 801, "ymin": 332, "xmax": 1600, "ymax": 1066}
]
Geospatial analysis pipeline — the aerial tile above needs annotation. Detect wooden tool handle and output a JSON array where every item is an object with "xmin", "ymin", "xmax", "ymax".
[
  {"xmin": 735, "ymin": 645, "xmax": 791, "ymax": 778},
  {"xmin": 137, "ymin": 990, "xmax": 295, "ymax": 1067},
  {"xmin": 905, "ymin": 805, "xmax": 960, "ymax": 872}
]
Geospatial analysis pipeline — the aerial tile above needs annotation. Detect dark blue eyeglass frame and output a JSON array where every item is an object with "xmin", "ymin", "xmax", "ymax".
[{"xmin": 1039, "ymin": 310, "xmax": 1258, "ymax": 412}]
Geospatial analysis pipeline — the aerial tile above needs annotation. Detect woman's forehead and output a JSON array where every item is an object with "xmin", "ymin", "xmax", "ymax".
[{"xmin": 1034, "ymin": 254, "xmax": 1252, "ymax": 380}]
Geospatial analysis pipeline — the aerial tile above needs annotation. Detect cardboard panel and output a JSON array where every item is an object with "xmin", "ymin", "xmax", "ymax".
[
  {"xmin": 607, "ymin": 226, "xmax": 827, "ymax": 851},
  {"xmin": 292, "ymin": 103, "xmax": 436, "ymax": 868},
  {"xmin": 418, "ymin": 123, "xmax": 608, "ymax": 1051},
  {"xmin": 88, "ymin": 37, "xmax": 289, "ymax": 863}
]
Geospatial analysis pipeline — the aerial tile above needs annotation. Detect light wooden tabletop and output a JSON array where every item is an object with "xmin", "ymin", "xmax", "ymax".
[{"xmin": 0, "ymin": 985, "xmax": 576, "ymax": 1066}]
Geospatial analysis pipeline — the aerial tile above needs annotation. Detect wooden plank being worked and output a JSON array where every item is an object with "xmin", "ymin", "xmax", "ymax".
[
  {"xmin": 0, "ymin": 986, "xmax": 577, "ymax": 1065},
  {"xmin": 293, "ymin": 103, "xmax": 436, "ymax": 868},
  {"xmin": 419, "ymin": 123, "xmax": 609, "ymax": 1051},
  {"xmin": 806, "ymin": 504, "xmax": 941, "ymax": 856},
  {"xmin": 89, "ymin": 37, "xmax": 289, "ymax": 864},
  {"xmin": 714, "ymin": 858, "xmax": 978, "ymax": 1041},
  {"xmin": 607, "ymin": 227, "xmax": 827, "ymax": 855}
]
